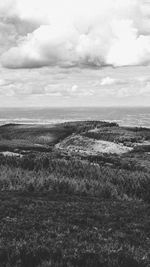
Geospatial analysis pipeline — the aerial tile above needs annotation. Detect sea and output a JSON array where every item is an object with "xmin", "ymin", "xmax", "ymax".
[{"xmin": 0, "ymin": 107, "xmax": 150, "ymax": 128}]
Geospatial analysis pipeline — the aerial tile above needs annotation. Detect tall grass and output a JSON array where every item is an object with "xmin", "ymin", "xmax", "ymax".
[{"xmin": 0, "ymin": 154, "xmax": 150, "ymax": 202}]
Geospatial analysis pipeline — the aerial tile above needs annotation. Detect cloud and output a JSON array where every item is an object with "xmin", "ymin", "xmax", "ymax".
[
  {"xmin": 0, "ymin": 78, "xmax": 7, "ymax": 86},
  {"xmin": 1, "ymin": 24, "xmax": 79, "ymax": 68},
  {"xmin": 92, "ymin": 76, "xmax": 129, "ymax": 87},
  {"xmin": 0, "ymin": 64, "xmax": 150, "ymax": 105},
  {"xmin": 0, "ymin": 0, "xmax": 43, "ymax": 58},
  {"xmin": 70, "ymin": 85, "xmax": 78, "ymax": 92},
  {"xmin": 116, "ymin": 85, "xmax": 150, "ymax": 98},
  {"xmin": 1, "ymin": 0, "xmax": 150, "ymax": 69},
  {"xmin": 100, "ymin": 77, "xmax": 116, "ymax": 86}
]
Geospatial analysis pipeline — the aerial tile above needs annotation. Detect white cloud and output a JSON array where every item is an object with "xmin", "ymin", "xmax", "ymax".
[
  {"xmin": 0, "ymin": 79, "xmax": 6, "ymax": 86},
  {"xmin": 70, "ymin": 85, "xmax": 78, "ymax": 92},
  {"xmin": 1, "ymin": 0, "xmax": 150, "ymax": 68},
  {"xmin": 0, "ymin": 64, "xmax": 150, "ymax": 106},
  {"xmin": 100, "ymin": 77, "xmax": 116, "ymax": 86}
]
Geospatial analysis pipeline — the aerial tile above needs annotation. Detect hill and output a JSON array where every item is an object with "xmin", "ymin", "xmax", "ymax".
[{"xmin": 0, "ymin": 121, "xmax": 150, "ymax": 266}]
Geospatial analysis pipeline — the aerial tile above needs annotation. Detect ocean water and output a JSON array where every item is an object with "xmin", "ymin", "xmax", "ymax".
[{"xmin": 0, "ymin": 107, "xmax": 150, "ymax": 128}]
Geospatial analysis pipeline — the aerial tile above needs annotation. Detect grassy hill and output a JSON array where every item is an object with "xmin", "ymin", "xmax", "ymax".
[{"xmin": 0, "ymin": 121, "xmax": 150, "ymax": 266}]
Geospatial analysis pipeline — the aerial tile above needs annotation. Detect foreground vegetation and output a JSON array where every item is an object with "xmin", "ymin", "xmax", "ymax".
[
  {"xmin": 0, "ymin": 192, "xmax": 150, "ymax": 267},
  {"xmin": 0, "ymin": 121, "xmax": 150, "ymax": 266},
  {"xmin": 0, "ymin": 154, "xmax": 150, "ymax": 202}
]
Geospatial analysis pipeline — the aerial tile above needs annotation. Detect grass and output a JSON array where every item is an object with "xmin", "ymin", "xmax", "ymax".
[
  {"xmin": 0, "ymin": 192, "xmax": 150, "ymax": 267},
  {"xmin": 1, "ymin": 153, "xmax": 150, "ymax": 201}
]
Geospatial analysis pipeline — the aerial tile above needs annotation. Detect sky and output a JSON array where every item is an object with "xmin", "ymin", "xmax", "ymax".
[{"xmin": 0, "ymin": 0, "xmax": 150, "ymax": 107}]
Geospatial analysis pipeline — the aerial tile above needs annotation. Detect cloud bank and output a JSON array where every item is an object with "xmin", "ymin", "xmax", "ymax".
[{"xmin": 1, "ymin": 0, "xmax": 150, "ymax": 68}]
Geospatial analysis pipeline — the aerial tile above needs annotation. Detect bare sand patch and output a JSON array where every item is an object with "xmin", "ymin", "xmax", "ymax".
[
  {"xmin": 56, "ymin": 135, "xmax": 133, "ymax": 155},
  {"xmin": 0, "ymin": 151, "xmax": 22, "ymax": 157},
  {"xmin": 93, "ymin": 140, "xmax": 132, "ymax": 154}
]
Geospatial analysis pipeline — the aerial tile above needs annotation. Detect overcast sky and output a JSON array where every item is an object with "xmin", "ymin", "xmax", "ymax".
[{"xmin": 0, "ymin": 0, "xmax": 150, "ymax": 107}]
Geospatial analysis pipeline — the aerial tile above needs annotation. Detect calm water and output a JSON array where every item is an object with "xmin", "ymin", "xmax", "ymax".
[{"xmin": 0, "ymin": 107, "xmax": 150, "ymax": 128}]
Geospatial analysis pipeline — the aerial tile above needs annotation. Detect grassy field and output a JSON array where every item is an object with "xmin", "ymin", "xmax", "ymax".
[
  {"xmin": 0, "ymin": 121, "xmax": 150, "ymax": 266},
  {"xmin": 0, "ymin": 192, "xmax": 150, "ymax": 267}
]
